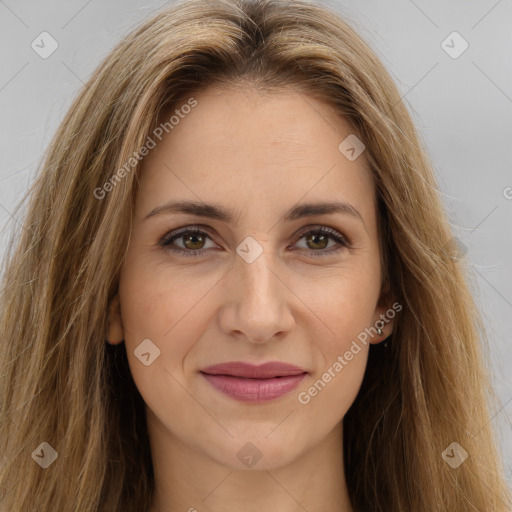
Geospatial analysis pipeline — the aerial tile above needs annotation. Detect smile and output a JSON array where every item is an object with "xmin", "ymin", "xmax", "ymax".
[{"xmin": 200, "ymin": 361, "xmax": 308, "ymax": 402}]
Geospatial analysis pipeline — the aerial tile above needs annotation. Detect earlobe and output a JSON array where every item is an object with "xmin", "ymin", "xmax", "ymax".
[
  {"xmin": 370, "ymin": 282, "xmax": 398, "ymax": 345},
  {"xmin": 106, "ymin": 294, "xmax": 124, "ymax": 345}
]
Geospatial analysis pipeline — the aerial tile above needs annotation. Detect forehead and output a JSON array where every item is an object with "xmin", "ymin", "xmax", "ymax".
[{"xmin": 137, "ymin": 84, "xmax": 375, "ymax": 227}]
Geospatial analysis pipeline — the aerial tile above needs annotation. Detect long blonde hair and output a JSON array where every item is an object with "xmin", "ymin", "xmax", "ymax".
[{"xmin": 1, "ymin": 0, "xmax": 510, "ymax": 510}]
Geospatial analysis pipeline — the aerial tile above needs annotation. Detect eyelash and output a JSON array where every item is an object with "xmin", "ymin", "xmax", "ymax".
[{"xmin": 158, "ymin": 225, "xmax": 350, "ymax": 258}]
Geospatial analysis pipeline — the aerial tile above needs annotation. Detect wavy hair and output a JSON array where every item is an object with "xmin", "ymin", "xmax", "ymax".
[{"xmin": 1, "ymin": 0, "xmax": 510, "ymax": 510}]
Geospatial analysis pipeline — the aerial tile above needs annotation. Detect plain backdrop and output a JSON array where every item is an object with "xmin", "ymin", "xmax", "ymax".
[{"xmin": 0, "ymin": 0, "xmax": 511, "ymax": 485}]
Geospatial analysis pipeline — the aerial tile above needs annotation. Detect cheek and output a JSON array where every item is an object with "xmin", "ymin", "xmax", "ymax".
[
  {"xmin": 290, "ymin": 263, "xmax": 378, "ymax": 414},
  {"xmin": 293, "ymin": 274, "xmax": 375, "ymax": 415},
  {"xmin": 118, "ymin": 273, "xmax": 170, "ymax": 345},
  {"xmin": 299, "ymin": 347, "xmax": 368, "ymax": 425},
  {"xmin": 117, "ymin": 258, "xmax": 204, "ymax": 420},
  {"xmin": 292, "ymin": 262, "xmax": 380, "ymax": 350},
  {"xmin": 118, "ymin": 253, "xmax": 220, "ymax": 370}
]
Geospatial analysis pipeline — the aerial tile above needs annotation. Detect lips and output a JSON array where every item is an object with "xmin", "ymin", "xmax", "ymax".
[
  {"xmin": 201, "ymin": 361, "xmax": 307, "ymax": 378},
  {"xmin": 200, "ymin": 362, "xmax": 308, "ymax": 402}
]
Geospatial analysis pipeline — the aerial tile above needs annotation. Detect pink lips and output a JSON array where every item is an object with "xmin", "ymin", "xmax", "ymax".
[{"xmin": 200, "ymin": 361, "xmax": 308, "ymax": 402}]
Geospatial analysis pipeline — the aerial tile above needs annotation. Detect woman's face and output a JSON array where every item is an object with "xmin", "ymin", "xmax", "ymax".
[{"xmin": 109, "ymin": 83, "xmax": 393, "ymax": 470}]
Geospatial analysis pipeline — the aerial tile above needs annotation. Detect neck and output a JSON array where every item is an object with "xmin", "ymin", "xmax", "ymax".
[{"xmin": 147, "ymin": 411, "xmax": 354, "ymax": 512}]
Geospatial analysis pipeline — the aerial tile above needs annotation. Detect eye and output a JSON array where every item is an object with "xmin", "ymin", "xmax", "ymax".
[
  {"xmin": 158, "ymin": 227, "xmax": 217, "ymax": 257},
  {"xmin": 158, "ymin": 225, "xmax": 350, "ymax": 257},
  {"xmin": 290, "ymin": 225, "xmax": 350, "ymax": 257}
]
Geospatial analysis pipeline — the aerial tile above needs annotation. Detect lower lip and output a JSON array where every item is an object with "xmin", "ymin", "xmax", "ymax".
[{"xmin": 201, "ymin": 372, "xmax": 307, "ymax": 402}]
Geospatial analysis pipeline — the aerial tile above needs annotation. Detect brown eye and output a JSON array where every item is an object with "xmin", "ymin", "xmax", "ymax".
[
  {"xmin": 159, "ymin": 227, "xmax": 216, "ymax": 256},
  {"xmin": 181, "ymin": 232, "xmax": 207, "ymax": 250},
  {"xmin": 292, "ymin": 226, "xmax": 349, "ymax": 257},
  {"xmin": 304, "ymin": 232, "xmax": 330, "ymax": 251},
  {"xmin": 159, "ymin": 225, "xmax": 349, "ymax": 258}
]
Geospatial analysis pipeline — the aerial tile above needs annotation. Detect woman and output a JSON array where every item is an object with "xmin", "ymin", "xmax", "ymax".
[{"xmin": 1, "ymin": 0, "xmax": 510, "ymax": 510}]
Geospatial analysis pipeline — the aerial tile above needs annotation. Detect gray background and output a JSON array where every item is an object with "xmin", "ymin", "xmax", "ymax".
[{"xmin": 1, "ymin": 0, "xmax": 511, "ymax": 486}]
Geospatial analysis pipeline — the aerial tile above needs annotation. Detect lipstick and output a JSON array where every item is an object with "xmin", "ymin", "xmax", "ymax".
[{"xmin": 200, "ymin": 361, "xmax": 308, "ymax": 402}]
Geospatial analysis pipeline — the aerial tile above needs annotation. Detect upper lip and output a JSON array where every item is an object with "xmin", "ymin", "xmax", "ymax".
[{"xmin": 200, "ymin": 361, "xmax": 308, "ymax": 379}]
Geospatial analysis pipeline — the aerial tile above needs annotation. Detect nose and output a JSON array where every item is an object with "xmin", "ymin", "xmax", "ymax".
[{"xmin": 218, "ymin": 241, "xmax": 295, "ymax": 344}]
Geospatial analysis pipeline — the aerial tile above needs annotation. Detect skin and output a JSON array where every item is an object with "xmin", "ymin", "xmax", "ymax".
[{"xmin": 107, "ymin": 83, "xmax": 395, "ymax": 512}]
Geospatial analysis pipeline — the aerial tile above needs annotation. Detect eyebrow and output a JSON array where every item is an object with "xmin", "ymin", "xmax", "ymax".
[{"xmin": 144, "ymin": 200, "xmax": 366, "ymax": 227}]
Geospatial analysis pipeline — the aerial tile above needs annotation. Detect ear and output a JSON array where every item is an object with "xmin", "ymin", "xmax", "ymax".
[
  {"xmin": 106, "ymin": 294, "xmax": 124, "ymax": 345},
  {"xmin": 370, "ymin": 278, "xmax": 398, "ymax": 345}
]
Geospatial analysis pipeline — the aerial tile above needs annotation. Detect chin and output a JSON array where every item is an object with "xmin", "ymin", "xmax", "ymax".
[{"xmin": 206, "ymin": 433, "xmax": 307, "ymax": 471}]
